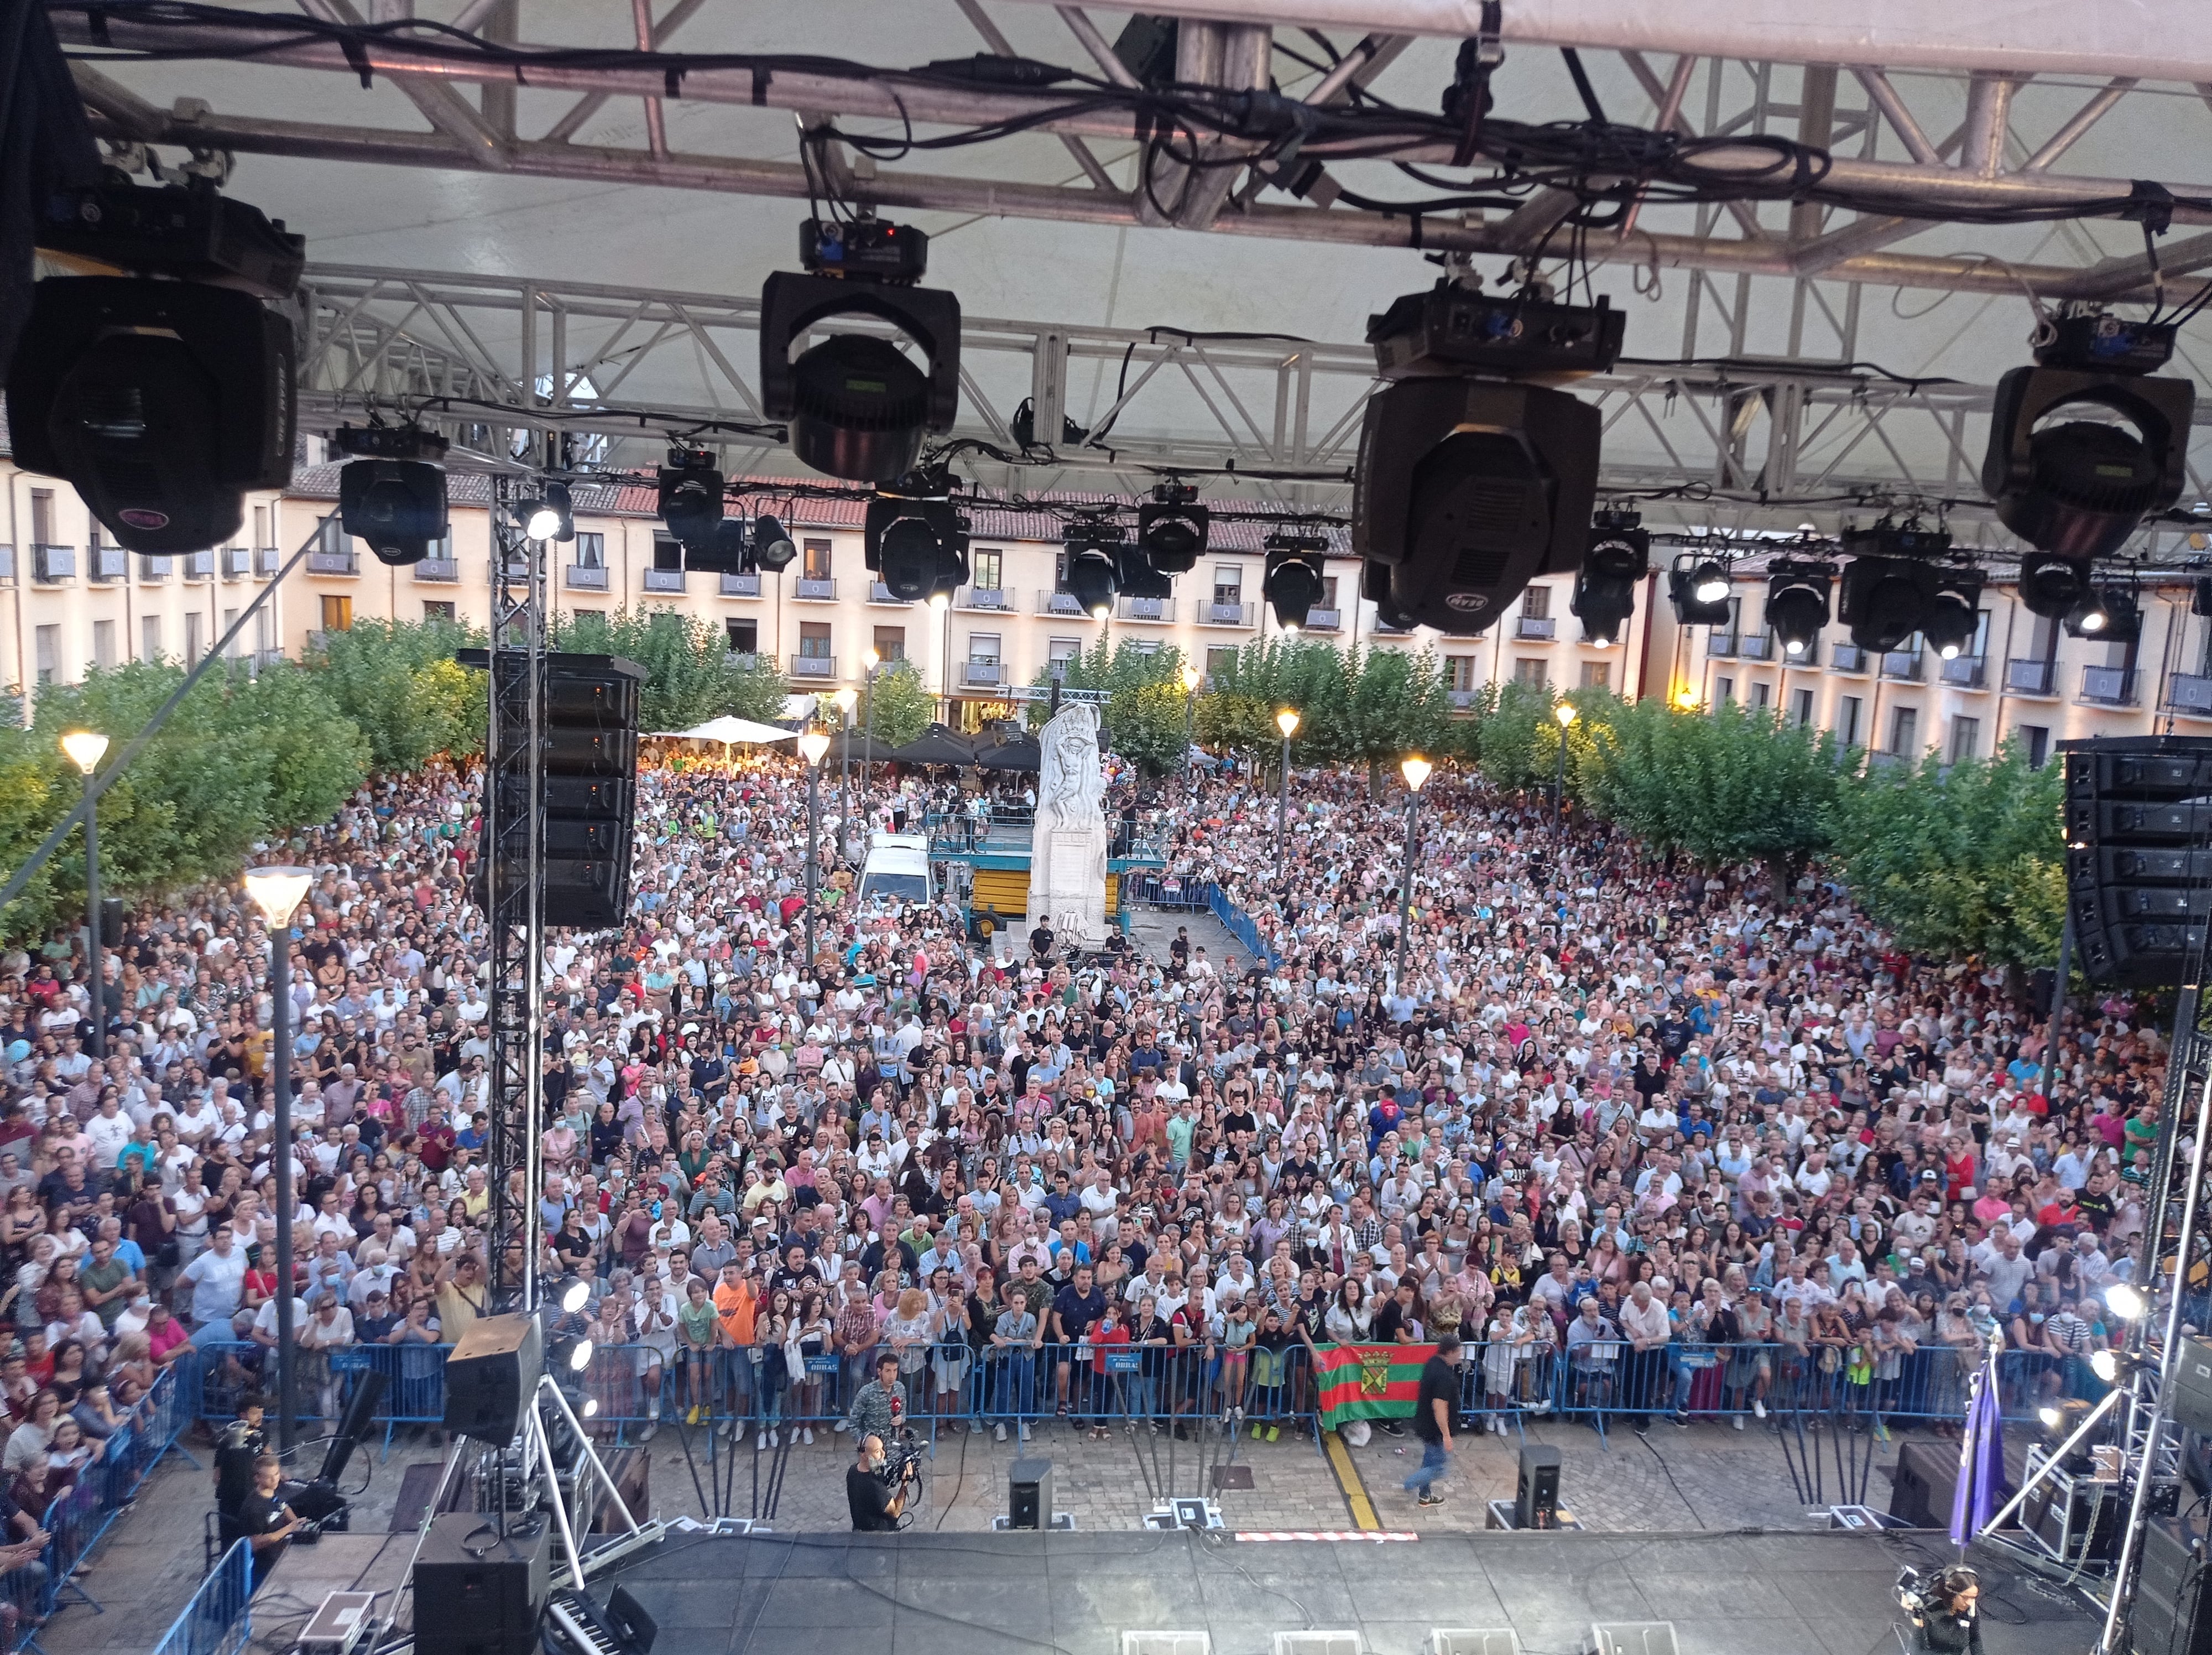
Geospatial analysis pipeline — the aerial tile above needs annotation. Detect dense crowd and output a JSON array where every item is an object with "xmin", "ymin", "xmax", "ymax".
[{"xmin": 0, "ymin": 731, "xmax": 2158, "ymax": 1509}]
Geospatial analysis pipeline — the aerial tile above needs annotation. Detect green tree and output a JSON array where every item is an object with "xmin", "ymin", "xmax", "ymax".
[
  {"xmin": 1107, "ymin": 679, "xmax": 1192, "ymax": 776},
  {"xmin": 864, "ymin": 664, "xmax": 935, "ymax": 749},
  {"xmin": 551, "ymin": 607, "xmax": 784, "ymax": 730},
  {"xmin": 314, "ymin": 617, "xmax": 484, "ymax": 772},
  {"xmin": 1470, "ymin": 679, "xmax": 1554, "ymax": 793}
]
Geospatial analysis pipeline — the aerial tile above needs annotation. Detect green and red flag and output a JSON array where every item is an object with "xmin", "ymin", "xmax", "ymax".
[{"xmin": 1312, "ymin": 1342, "xmax": 1435, "ymax": 1428}]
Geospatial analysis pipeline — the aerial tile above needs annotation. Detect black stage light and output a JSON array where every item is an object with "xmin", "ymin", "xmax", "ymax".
[
  {"xmin": 2067, "ymin": 585, "xmax": 2142, "ymax": 644},
  {"xmin": 1764, "ymin": 560, "xmax": 1833, "ymax": 660},
  {"xmin": 1838, "ymin": 555, "xmax": 1926, "ymax": 654},
  {"xmin": 1982, "ymin": 316, "xmax": 2192, "ymax": 558},
  {"xmin": 686, "ymin": 516, "xmax": 754, "ymax": 576},
  {"xmin": 752, "ymin": 514, "xmax": 797, "ymax": 572},
  {"xmin": 1062, "ymin": 517, "xmax": 1125, "ymax": 619},
  {"xmin": 657, "ymin": 449, "xmax": 724, "ymax": 551},
  {"xmin": 1138, "ymin": 482, "xmax": 1209, "ymax": 574},
  {"xmin": 1262, "ymin": 533, "xmax": 1328, "ymax": 631},
  {"xmin": 523, "ymin": 481, "xmax": 575, "ymax": 545},
  {"xmin": 335, "ymin": 425, "xmax": 450, "ymax": 568},
  {"xmin": 1571, "ymin": 511, "xmax": 1649, "ymax": 647},
  {"xmin": 1352, "ymin": 377, "xmax": 1600, "ymax": 635},
  {"xmin": 1116, "ymin": 546, "xmax": 1175, "ymax": 602},
  {"xmin": 865, "ymin": 488, "xmax": 968, "ymax": 603},
  {"xmin": 760, "ymin": 218, "xmax": 961, "ymax": 483},
  {"xmin": 2020, "ymin": 551, "xmax": 2094, "ymax": 620},
  {"xmin": 1922, "ymin": 567, "xmax": 1986, "ymax": 660},
  {"xmin": 1667, "ymin": 557, "xmax": 1734, "ymax": 626}
]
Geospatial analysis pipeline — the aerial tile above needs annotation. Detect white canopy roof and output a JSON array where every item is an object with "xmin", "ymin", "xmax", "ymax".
[{"xmin": 665, "ymin": 716, "xmax": 795, "ymax": 746}]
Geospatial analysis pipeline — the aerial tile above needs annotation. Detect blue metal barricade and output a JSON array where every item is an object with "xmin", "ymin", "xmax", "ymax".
[{"xmin": 148, "ymin": 1539, "xmax": 251, "ymax": 1655}]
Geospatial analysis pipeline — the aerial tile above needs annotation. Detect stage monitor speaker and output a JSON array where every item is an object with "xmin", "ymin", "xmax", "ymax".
[
  {"xmin": 1888, "ymin": 1440, "xmax": 1960, "ymax": 1529},
  {"xmin": 1517, "ymin": 1445, "xmax": 1561, "ymax": 1531},
  {"xmin": 1008, "ymin": 1457, "xmax": 1052, "ymax": 1531},
  {"xmin": 2062, "ymin": 735, "xmax": 2212, "ymax": 988},
  {"xmin": 2174, "ymin": 1337, "xmax": 2212, "ymax": 1440},
  {"xmin": 2133, "ymin": 1515, "xmax": 2212, "ymax": 1655},
  {"xmin": 442, "ymin": 1314, "xmax": 543, "ymax": 1444},
  {"xmin": 414, "ymin": 1511, "xmax": 550, "ymax": 1655}
]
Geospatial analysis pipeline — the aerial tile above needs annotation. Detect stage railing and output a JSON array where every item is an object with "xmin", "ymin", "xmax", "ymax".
[{"xmin": 148, "ymin": 1538, "xmax": 251, "ymax": 1655}]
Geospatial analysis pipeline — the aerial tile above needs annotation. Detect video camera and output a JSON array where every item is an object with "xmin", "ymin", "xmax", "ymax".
[{"xmin": 875, "ymin": 1427, "xmax": 925, "ymax": 1488}]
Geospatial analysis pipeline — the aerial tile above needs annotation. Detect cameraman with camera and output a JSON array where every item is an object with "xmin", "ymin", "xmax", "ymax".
[
  {"xmin": 847, "ymin": 1434, "xmax": 913, "ymax": 1532},
  {"xmin": 1897, "ymin": 1565, "xmax": 1983, "ymax": 1653}
]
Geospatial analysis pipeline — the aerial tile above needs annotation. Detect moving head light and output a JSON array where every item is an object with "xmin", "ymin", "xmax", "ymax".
[
  {"xmin": 1062, "ymin": 517, "xmax": 1125, "ymax": 618},
  {"xmin": 1835, "ymin": 523, "xmax": 1979, "ymax": 656},
  {"xmin": 1262, "ymin": 533, "xmax": 1329, "ymax": 631},
  {"xmin": 865, "ymin": 480, "xmax": 969, "ymax": 604},
  {"xmin": 1764, "ymin": 560, "xmax": 1834, "ymax": 659},
  {"xmin": 1667, "ymin": 556, "xmax": 1734, "ymax": 626},
  {"xmin": 1571, "ymin": 511, "xmax": 1648, "ymax": 646},
  {"xmin": 657, "ymin": 448, "xmax": 725, "ymax": 551},
  {"xmin": 1138, "ymin": 482, "xmax": 1209, "ymax": 573},
  {"xmin": 761, "ymin": 217, "xmax": 960, "ymax": 483},
  {"xmin": 335, "ymin": 424, "xmax": 450, "ymax": 567}
]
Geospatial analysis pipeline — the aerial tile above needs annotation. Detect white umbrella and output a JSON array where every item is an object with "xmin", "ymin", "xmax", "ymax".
[{"xmin": 671, "ymin": 715, "xmax": 796, "ymax": 745}]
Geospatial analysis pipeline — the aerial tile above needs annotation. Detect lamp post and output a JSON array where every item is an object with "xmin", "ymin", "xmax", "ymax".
[
  {"xmin": 243, "ymin": 863, "xmax": 312, "ymax": 1454},
  {"xmin": 59, "ymin": 732, "xmax": 108, "ymax": 1058},
  {"xmin": 832, "ymin": 686, "xmax": 858, "ymax": 862},
  {"xmin": 860, "ymin": 648, "xmax": 879, "ymax": 800},
  {"xmin": 1179, "ymin": 662, "xmax": 1202, "ymax": 794},
  {"xmin": 1395, "ymin": 754, "xmax": 1432, "ymax": 994},
  {"xmin": 1552, "ymin": 700, "xmax": 1578, "ymax": 825},
  {"xmin": 1274, "ymin": 707, "xmax": 1300, "ymax": 887},
  {"xmin": 799, "ymin": 726, "xmax": 831, "ymax": 970}
]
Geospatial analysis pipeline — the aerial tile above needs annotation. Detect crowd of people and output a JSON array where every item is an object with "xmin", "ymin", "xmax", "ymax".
[{"xmin": 0, "ymin": 727, "xmax": 2159, "ymax": 1515}]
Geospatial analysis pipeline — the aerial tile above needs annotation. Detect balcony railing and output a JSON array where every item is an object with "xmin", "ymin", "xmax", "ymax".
[
  {"xmin": 32, "ymin": 545, "xmax": 74, "ymax": 582},
  {"xmin": 1828, "ymin": 644, "xmax": 1867, "ymax": 673},
  {"xmin": 0, "ymin": 547, "xmax": 14, "ymax": 582},
  {"xmin": 1737, "ymin": 634, "xmax": 1772, "ymax": 661},
  {"xmin": 1708, "ymin": 636, "xmax": 1739, "ymax": 658},
  {"xmin": 643, "ymin": 568, "xmax": 687, "ymax": 593},
  {"xmin": 727, "ymin": 651, "xmax": 759, "ymax": 672},
  {"xmin": 2006, "ymin": 657, "xmax": 2057, "ymax": 695},
  {"xmin": 255, "ymin": 547, "xmax": 281, "ymax": 577},
  {"xmin": 88, "ymin": 546, "xmax": 128, "ymax": 582},
  {"xmin": 1448, "ymin": 688, "xmax": 1480, "ymax": 710},
  {"xmin": 413, "ymin": 559, "xmax": 460, "ymax": 583},
  {"xmin": 1515, "ymin": 615, "xmax": 1557, "ymax": 640},
  {"xmin": 1117, "ymin": 595, "xmax": 1171, "ymax": 622},
  {"xmin": 869, "ymin": 582, "xmax": 909, "ymax": 605},
  {"xmin": 962, "ymin": 660, "xmax": 1005, "ymax": 686},
  {"xmin": 221, "ymin": 546, "xmax": 253, "ymax": 579},
  {"xmin": 2081, "ymin": 664, "xmax": 2137, "ymax": 705},
  {"xmin": 958, "ymin": 585, "xmax": 1010, "ymax": 611},
  {"xmin": 139, "ymin": 554, "xmax": 172, "ymax": 582},
  {"xmin": 1198, "ymin": 599, "xmax": 1254, "ymax": 627},
  {"xmin": 789, "ymin": 654, "xmax": 836, "ymax": 678},
  {"xmin": 305, "ymin": 548, "xmax": 358, "ymax": 576},
  {"xmin": 1372, "ymin": 616, "xmax": 1416, "ymax": 636},
  {"xmin": 1880, "ymin": 650, "xmax": 1923, "ymax": 681},
  {"xmin": 1305, "ymin": 607, "xmax": 1343, "ymax": 632},
  {"xmin": 183, "ymin": 550, "xmax": 215, "ymax": 580},
  {"xmin": 564, "ymin": 564, "xmax": 609, "ymax": 591},
  {"xmin": 1040, "ymin": 590, "xmax": 1087, "ymax": 616},
  {"xmin": 793, "ymin": 576, "xmax": 836, "ymax": 600},
  {"xmin": 721, "ymin": 572, "xmax": 761, "ymax": 598},
  {"xmin": 2169, "ymin": 673, "xmax": 2212, "ymax": 715},
  {"xmin": 1940, "ymin": 655, "xmax": 1987, "ymax": 688}
]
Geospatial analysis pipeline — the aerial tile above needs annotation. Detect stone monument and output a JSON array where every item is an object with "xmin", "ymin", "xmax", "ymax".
[{"xmin": 1025, "ymin": 700, "xmax": 1109, "ymax": 948}]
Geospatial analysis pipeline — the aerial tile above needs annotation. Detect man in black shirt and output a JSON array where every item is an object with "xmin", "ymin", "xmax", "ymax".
[
  {"xmin": 846, "ymin": 1435, "xmax": 907, "ymax": 1531},
  {"xmin": 1050, "ymin": 1264, "xmax": 1107, "ymax": 1416},
  {"xmin": 1400, "ymin": 1333, "xmax": 1463, "ymax": 1508},
  {"xmin": 239, "ymin": 1452, "xmax": 304, "ymax": 1590}
]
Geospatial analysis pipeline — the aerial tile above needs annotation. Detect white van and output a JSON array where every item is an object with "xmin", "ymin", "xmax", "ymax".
[{"xmin": 857, "ymin": 832, "xmax": 933, "ymax": 908}]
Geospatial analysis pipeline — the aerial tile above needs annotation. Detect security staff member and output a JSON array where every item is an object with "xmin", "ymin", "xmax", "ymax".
[
  {"xmin": 238, "ymin": 1453, "xmax": 304, "ymax": 1591},
  {"xmin": 846, "ymin": 1435, "xmax": 908, "ymax": 1532}
]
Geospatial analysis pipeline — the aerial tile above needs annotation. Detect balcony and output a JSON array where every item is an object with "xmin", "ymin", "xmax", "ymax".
[
  {"xmin": 183, "ymin": 550, "xmax": 215, "ymax": 580},
  {"xmin": 962, "ymin": 660, "xmax": 1005, "ymax": 687},
  {"xmin": 1373, "ymin": 615, "xmax": 1416, "ymax": 636},
  {"xmin": 1707, "ymin": 636, "xmax": 1739, "ymax": 658},
  {"xmin": 1940, "ymin": 655, "xmax": 1987, "ymax": 689},
  {"xmin": 221, "ymin": 546, "xmax": 253, "ymax": 579},
  {"xmin": 1040, "ymin": 590, "xmax": 1088, "ymax": 617},
  {"xmin": 255, "ymin": 547, "xmax": 281, "ymax": 578},
  {"xmin": 793, "ymin": 577, "xmax": 837, "ymax": 601},
  {"xmin": 1880, "ymin": 650, "xmax": 1923, "ymax": 682},
  {"xmin": 564, "ymin": 564, "xmax": 609, "ymax": 591},
  {"xmin": 413, "ymin": 559, "xmax": 460, "ymax": 583},
  {"xmin": 251, "ymin": 648, "xmax": 285, "ymax": 671},
  {"xmin": 1448, "ymin": 689, "xmax": 1480, "ymax": 710},
  {"xmin": 2081, "ymin": 664, "xmax": 2137, "ymax": 705},
  {"xmin": 727, "ymin": 651, "xmax": 759, "ymax": 672},
  {"xmin": 957, "ymin": 585, "xmax": 1010, "ymax": 611},
  {"xmin": 643, "ymin": 568, "xmax": 687, "ymax": 594},
  {"xmin": 31, "ymin": 544, "xmax": 74, "ymax": 583},
  {"xmin": 1737, "ymin": 634, "xmax": 1772, "ymax": 661},
  {"xmin": 2170, "ymin": 673, "xmax": 2212, "ymax": 716},
  {"xmin": 306, "ymin": 548, "xmax": 358, "ymax": 576},
  {"xmin": 139, "ymin": 554, "xmax": 171, "ymax": 582},
  {"xmin": 789, "ymin": 654, "xmax": 836, "ymax": 678},
  {"xmin": 1198, "ymin": 599, "xmax": 1254, "ymax": 627},
  {"xmin": 1117, "ymin": 595, "xmax": 1171, "ymax": 623},
  {"xmin": 1828, "ymin": 644, "xmax": 1867, "ymax": 673},
  {"xmin": 1305, "ymin": 607, "xmax": 1343, "ymax": 632},
  {"xmin": 1515, "ymin": 615, "xmax": 1557, "ymax": 640},
  {"xmin": 869, "ymin": 582, "xmax": 909, "ymax": 605},
  {"xmin": 2006, "ymin": 657, "xmax": 2058, "ymax": 696},
  {"xmin": 88, "ymin": 547, "xmax": 128, "ymax": 583},
  {"xmin": 0, "ymin": 547, "xmax": 14, "ymax": 582},
  {"xmin": 721, "ymin": 572, "xmax": 761, "ymax": 598}
]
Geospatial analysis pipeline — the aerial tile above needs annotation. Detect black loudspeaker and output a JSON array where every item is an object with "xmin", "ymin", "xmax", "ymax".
[
  {"xmin": 1008, "ymin": 1457, "xmax": 1052, "ymax": 1531},
  {"xmin": 315, "ymin": 1367, "xmax": 387, "ymax": 1487},
  {"xmin": 1888, "ymin": 1439, "xmax": 1960, "ymax": 1529},
  {"xmin": 2173, "ymin": 1337, "xmax": 2212, "ymax": 1440},
  {"xmin": 442, "ymin": 1314, "xmax": 543, "ymax": 1444},
  {"xmin": 1517, "ymin": 1445, "xmax": 1561, "ymax": 1530},
  {"xmin": 2063, "ymin": 737, "xmax": 2212, "ymax": 988},
  {"xmin": 2133, "ymin": 1516, "xmax": 2212, "ymax": 1655},
  {"xmin": 414, "ymin": 1511, "xmax": 549, "ymax": 1655}
]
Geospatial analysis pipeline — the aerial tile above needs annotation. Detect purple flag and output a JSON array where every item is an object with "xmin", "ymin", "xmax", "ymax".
[{"xmin": 1950, "ymin": 1349, "xmax": 2006, "ymax": 1548}]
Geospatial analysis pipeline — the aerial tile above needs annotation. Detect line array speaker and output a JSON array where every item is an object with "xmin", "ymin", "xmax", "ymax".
[{"xmin": 2063, "ymin": 736, "xmax": 2212, "ymax": 987}]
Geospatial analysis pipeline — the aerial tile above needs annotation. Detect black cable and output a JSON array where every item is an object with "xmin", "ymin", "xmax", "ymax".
[{"xmin": 1559, "ymin": 49, "xmax": 1608, "ymax": 127}]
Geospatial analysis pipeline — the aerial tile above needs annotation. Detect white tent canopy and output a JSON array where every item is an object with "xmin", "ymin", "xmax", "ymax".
[{"xmin": 661, "ymin": 716, "xmax": 795, "ymax": 746}]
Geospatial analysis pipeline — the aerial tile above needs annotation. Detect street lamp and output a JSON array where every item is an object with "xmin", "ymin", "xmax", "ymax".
[
  {"xmin": 831, "ymin": 686, "xmax": 859, "ymax": 862},
  {"xmin": 243, "ymin": 862, "xmax": 312, "ymax": 1453},
  {"xmin": 1552, "ymin": 700, "xmax": 1578, "ymax": 824},
  {"xmin": 861, "ymin": 648, "xmax": 880, "ymax": 799},
  {"xmin": 1274, "ymin": 707, "xmax": 1301, "ymax": 886},
  {"xmin": 1395, "ymin": 755, "xmax": 1432, "ymax": 994},
  {"xmin": 1179, "ymin": 662, "xmax": 1202, "ymax": 793},
  {"xmin": 798, "ymin": 726, "xmax": 832, "ymax": 970},
  {"xmin": 59, "ymin": 732, "xmax": 109, "ymax": 1058}
]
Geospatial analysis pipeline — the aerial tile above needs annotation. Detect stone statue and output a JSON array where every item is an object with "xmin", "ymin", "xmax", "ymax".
[{"xmin": 1026, "ymin": 701, "xmax": 1109, "ymax": 948}]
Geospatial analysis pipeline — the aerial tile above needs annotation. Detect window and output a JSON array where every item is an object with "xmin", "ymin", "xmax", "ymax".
[
  {"xmin": 971, "ymin": 548, "xmax": 1003, "ymax": 591},
  {"xmin": 873, "ymin": 626, "xmax": 906, "ymax": 662},
  {"xmin": 568, "ymin": 608, "xmax": 603, "ymax": 623},
  {"xmin": 92, "ymin": 620, "xmax": 115, "ymax": 670},
  {"xmin": 223, "ymin": 608, "xmax": 240, "ymax": 658},
  {"xmin": 1791, "ymin": 686, "xmax": 1814, "ymax": 726},
  {"xmin": 1051, "ymin": 638, "xmax": 1085, "ymax": 666},
  {"xmin": 968, "ymin": 632, "xmax": 1001, "ymax": 664},
  {"xmin": 575, "ymin": 532, "xmax": 606, "ymax": 569},
  {"xmin": 1715, "ymin": 676, "xmax": 1734, "ymax": 704},
  {"xmin": 1447, "ymin": 655, "xmax": 1478, "ymax": 691},
  {"xmin": 799, "ymin": 622, "xmax": 833, "ymax": 659},
  {"xmin": 1948, "ymin": 715, "xmax": 1980, "ymax": 764},
  {"xmin": 727, "ymin": 618, "xmax": 758, "ymax": 653},
  {"xmin": 253, "ymin": 504, "xmax": 269, "ymax": 548},
  {"xmin": 1752, "ymin": 680, "xmax": 1771, "ymax": 709},
  {"xmin": 320, "ymin": 595, "xmax": 353, "ymax": 633},
  {"xmin": 34, "ymin": 625, "xmax": 58, "ymax": 685},
  {"xmin": 802, "ymin": 539, "xmax": 833, "ymax": 580},
  {"xmin": 1520, "ymin": 585, "xmax": 1551, "ymax": 620},
  {"xmin": 1204, "ymin": 646, "xmax": 1237, "ymax": 680},
  {"xmin": 1321, "ymin": 576, "xmax": 1340, "ymax": 610},
  {"xmin": 141, "ymin": 616, "xmax": 161, "ymax": 662},
  {"xmin": 2020, "ymin": 724, "xmax": 2051, "ymax": 769},
  {"xmin": 255, "ymin": 607, "xmax": 274, "ymax": 657},
  {"xmin": 1131, "ymin": 639, "xmax": 1160, "ymax": 657},
  {"xmin": 1212, "ymin": 565, "xmax": 1243, "ymax": 604},
  {"xmin": 1839, "ymin": 695, "xmax": 1863, "ymax": 748},
  {"xmin": 316, "ymin": 516, "xmax": 348, "ymax": 556},
  {"xmin": 185, "ymin": 612, "xmax": 204, "ymax": 664},
  {"xmin": 423, "ymin": 601, "xmax": 457, "ymax": 623},
  {"xmin": 1580, "ymin": 660, "xmax": 1610, "ymax": 691},
  {"xmin": 1514, "ymin": 658, "xmax": 1549, "ymax": 687},
  {"xmin": 1890, "ymin": 705, "xmax": 1918, "ymax": 756},
  {"xmin": 29, "ymin": 491, "xmax": 53, "ymax": 547},
  {"xmin": 651, "ymin": 533, "xmax": 682, "ymax": 571}
]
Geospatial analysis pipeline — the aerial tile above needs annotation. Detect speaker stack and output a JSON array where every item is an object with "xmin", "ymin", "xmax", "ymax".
[
  {"xmin": 442, "ymin": 1313, "xmax": 544, "ymax": 1445},
  {"xmin": 2132, "ymin": 1515, "xmax": 2212, "ymax": 1655},
  {"xmin": 414, "ymin": 1511, "xmax": 550, "ymax": 1655},
  {"xmin": 2064, "ymin": 736, "xmax": 2212, "ymax": 988}
]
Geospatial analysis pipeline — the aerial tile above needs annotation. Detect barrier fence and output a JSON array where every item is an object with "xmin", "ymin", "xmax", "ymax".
[{"xmin": 148, "ymin": 1538, "xmax": 249, "ymax": 1655}]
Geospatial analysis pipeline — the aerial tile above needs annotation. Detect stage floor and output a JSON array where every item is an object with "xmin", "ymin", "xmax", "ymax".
[{"xmin": 594, "ymin": 1528, "xmax": 2103, "ymax": 1655}]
